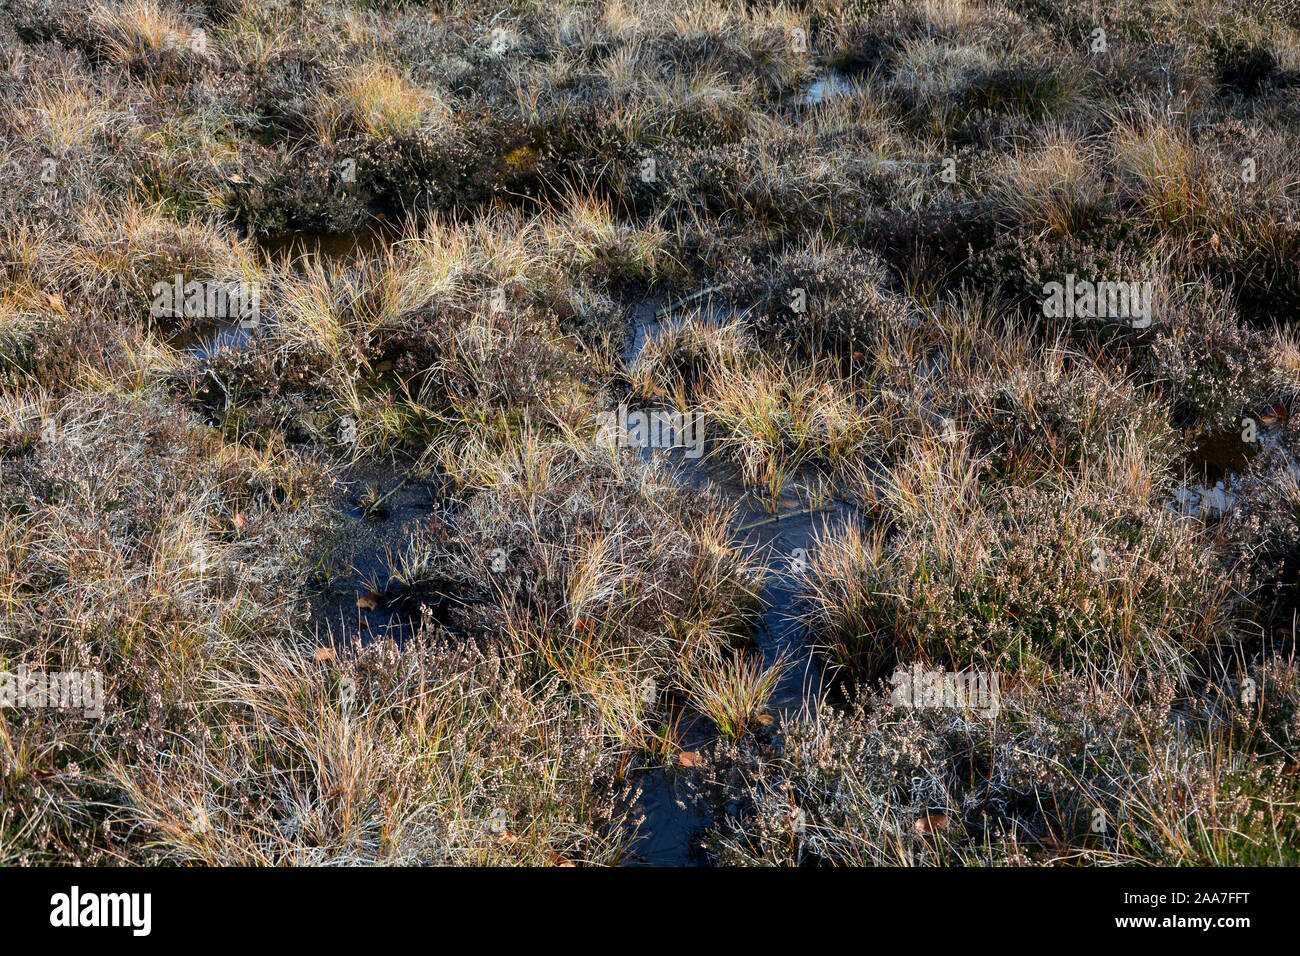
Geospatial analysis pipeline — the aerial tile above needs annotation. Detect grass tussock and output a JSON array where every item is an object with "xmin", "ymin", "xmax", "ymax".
[{"xmin": 3, "ymin": 0, "xmax": 1300, "ymax": 867}]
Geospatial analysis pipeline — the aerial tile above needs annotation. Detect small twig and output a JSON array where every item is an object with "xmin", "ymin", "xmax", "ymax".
[
  {"xmin": 654, "ymin": 285, "xmax": 723, "ymax": 318},
  {"xmin": 367, "ymin": 477, "xmax": 410, "ymax": 512},
  {"xmin": 205, "ymin": 368, "xmax": 231, "ymax": 411},
  {"xmin": 735, "ymin": 505, "xmax": 838, "ymax": 532}
]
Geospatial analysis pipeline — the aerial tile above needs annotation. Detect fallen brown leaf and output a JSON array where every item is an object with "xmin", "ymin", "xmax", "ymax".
[{"xmin": 915, "ymin": 812, "xmax": 949, "ymax": 835}]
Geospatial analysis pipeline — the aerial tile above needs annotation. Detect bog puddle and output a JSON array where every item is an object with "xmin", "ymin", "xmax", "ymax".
[
  {"xmin": 620, "ymin": 293, "xmax": 858, "ymax": 865},
  {"xmin": 799, "ymin": 69, "xmax": 855, "ymax": 106},
  {"xmin": 627, "ymin": 460, "xmax": 855, "ymax": 865},
  {"xmin": 162, "ymin": 218, "xmax": 401, "ymax": 357},
  {"xmin": 176, "ymin": 227, "xmax": 856, "ymax": 864},
  {"xmin": 1174, "ymin": 424, "xmax": 1280, "ymax": 519},
  {"xmin": 306, "ymin": 460, "xmax": 451, "ymax": 650}
]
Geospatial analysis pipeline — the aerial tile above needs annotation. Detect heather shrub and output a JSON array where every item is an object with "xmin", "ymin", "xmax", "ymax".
[
  {"xmin": 721, "ymin": 239, "xmax": 910, "ymax": 360},
  {"xmin": 708, "ymin": 673, "xmax": 1300, "ymax": 866},
  {"xmin": 1224, "ymin": 654, "xmax": 1300, "ymax": 765},
  {"xmin": 1150, "ymin": 289, "xmax": 1277, "ymax": 431},
  {"xmin": 939, "ymin": 341, "xmax": 1180, "ymax": 480},
  {"xmin": 800, "ymin": 440, "xmax": 1239, "ymax": 679}
]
